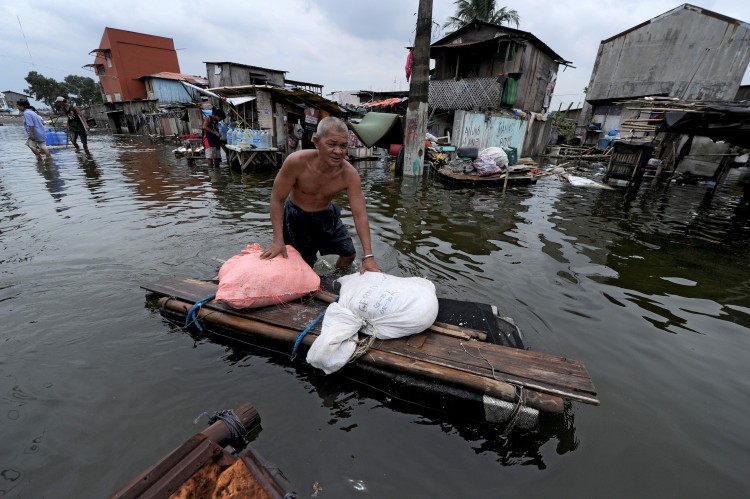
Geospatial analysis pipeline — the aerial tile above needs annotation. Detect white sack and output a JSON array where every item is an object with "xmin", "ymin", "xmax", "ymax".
[
  {"xmin": 306, "ymin": 272, "xmax": 439, "ymax": 374},
  {"xmin": 478, "ymin": 147, "xmax": 509, "ymax": 168}
]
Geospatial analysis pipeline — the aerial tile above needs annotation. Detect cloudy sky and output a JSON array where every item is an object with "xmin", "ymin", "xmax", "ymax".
[{"xmin": 2, "ymin": 0, "xmax": 749, "ymax": 110}]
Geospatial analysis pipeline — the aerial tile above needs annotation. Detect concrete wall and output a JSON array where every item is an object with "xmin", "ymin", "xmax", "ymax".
[
  {"xmin": 452, "ymin": 110, "xmax": 527, "ymax": 155},
  {"xmin": 586, "ymin": 6, "xmax": 750, "ymax": 102}
]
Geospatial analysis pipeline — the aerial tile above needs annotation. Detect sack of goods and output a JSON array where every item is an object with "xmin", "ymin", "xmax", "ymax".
[
  {"xmin": 478, "ymin": 147, "xmax": 509, "ymax": 168},
  {"xmin": 307, "ymin": 272, "xmax": 439, "ymax": 374},
  {"xmin": 215, "ymin": 244, "xmax": 320, "ymax": 309}
]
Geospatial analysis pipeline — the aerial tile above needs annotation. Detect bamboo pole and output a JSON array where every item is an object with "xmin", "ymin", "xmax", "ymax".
[{"xmin": 161, "ymin": 297, "xmax": 563, "ymax": 413}]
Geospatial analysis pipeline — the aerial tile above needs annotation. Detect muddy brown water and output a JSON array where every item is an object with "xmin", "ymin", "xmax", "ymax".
[{"xmin": 1, "ymin": 127, "xmax": 749, "ymax": 498}]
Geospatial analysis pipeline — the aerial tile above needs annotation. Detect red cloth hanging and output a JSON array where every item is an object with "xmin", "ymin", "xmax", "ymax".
[{"xmin": 405, "ymin": 50, "xmax": 414, "ymax": 82}]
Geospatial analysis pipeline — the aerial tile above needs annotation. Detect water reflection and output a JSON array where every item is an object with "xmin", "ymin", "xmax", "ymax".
[
  {"xmin": 162, "ymin": 312, "xmax": 578, "ymax": 469},
  {"xmin": 76, "ymin": 150, "xmax": 104, "ymax": 199},
  {"xmin": 35, "ymin": 160, "xmax": 67, "ymax": 204},
  {"xmin": 4, "ymin": 124, "xmax": 750, "ymax": 497}
]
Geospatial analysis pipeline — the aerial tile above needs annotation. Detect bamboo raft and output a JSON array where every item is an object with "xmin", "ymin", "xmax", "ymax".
[
  {"xmin": 110, "ymin": 401, "xmax": 296, "ymax": 499},
  {"xmin": 142, "ymin": 277, "xmax": 599, "ymax": 428}
]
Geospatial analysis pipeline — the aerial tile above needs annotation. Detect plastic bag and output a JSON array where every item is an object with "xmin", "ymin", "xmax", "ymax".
[
  {"xmin": 479, "ymin": 147, "xmax": 509, "ymax": 167},
  {"xmin": 307, "ymin": 272, "xmax": 439, "ymax": 374},
  {"xmin": 473, "ymin": 155, "xmax": 502, "ymax": 176},
  {"xmin": 215, "ymin": 244, "xmax": 320, "ymax": 309}
]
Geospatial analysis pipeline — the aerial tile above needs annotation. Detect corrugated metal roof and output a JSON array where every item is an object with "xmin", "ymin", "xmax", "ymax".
[
  {"xmin": 203, "ymin": 62, "xmax": 288, "ymax": 74},
  {"xmin": 142, "ymin": 72, "xmax": 208, "ymax": 86},
  {"xmin": 602, "ymin": 3, "xmax": 750, "ymax": 44},
  {"xmin": 431, "ymin": 39, "xmax": 496, "ymax": 49},
  {"xmin": 209, "ymin": 85, "xmax": 347, "ymax": 115},
  {"xmin": 430, "ymin": 19, "xmax": 572, "ymax": 66}
]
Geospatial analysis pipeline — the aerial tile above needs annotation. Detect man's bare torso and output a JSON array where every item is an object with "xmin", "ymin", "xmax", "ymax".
[{"xmin": 287, "ymin": 149, "xmax": 351, "ymax": 212}]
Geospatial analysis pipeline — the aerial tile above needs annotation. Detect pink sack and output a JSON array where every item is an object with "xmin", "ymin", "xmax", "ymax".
[{"xmin": 215, "ymin": 244, "xmax": 320, "ymax": 309}]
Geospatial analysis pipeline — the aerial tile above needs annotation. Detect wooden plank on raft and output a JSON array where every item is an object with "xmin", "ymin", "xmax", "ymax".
[
  {"xmin": 142, "ymin": 277, "xmax": 599, "ymax": 405},
  {"xmin": 375, "ymin": 333, "xmax": 598, "ymax": 404}
]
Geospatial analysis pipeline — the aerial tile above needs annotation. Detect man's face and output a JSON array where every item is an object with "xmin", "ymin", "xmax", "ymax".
[{"xmin": 314, "ymin": 130, "xmax": 348, "ymax": 166}]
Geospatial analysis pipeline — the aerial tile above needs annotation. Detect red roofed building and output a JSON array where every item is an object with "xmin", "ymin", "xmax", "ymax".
[{"xmin": 88, "ymin": 27, "xmax": 180, "ymax": 103}]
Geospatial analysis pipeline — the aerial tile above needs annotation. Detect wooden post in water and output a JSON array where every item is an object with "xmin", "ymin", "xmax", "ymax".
[{"xmin": 402, "ymin": 0, "xmax": 433, "ymax": 176}]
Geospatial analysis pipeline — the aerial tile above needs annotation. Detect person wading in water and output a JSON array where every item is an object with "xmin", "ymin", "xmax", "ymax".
[{"xmin": 55, "ymin": 96, "xmax": 90, "ymax": 151}]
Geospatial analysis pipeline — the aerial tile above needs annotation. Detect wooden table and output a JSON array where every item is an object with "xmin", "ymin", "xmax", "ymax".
[{"xmin": 225, "ymin": 144, "xmax": 281, "ymax": 171}]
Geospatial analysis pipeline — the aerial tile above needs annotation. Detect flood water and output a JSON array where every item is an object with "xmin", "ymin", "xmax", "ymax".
[{"xmin": 1, "ymin": 126, "xmax": 750, "ymax": 498}]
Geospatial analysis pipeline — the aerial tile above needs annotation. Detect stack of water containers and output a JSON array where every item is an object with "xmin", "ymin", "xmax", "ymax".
[
  {"xmin": 226, "ymin": 124, "xmax": 235, "ymax": 146},
  {"xmin": 45, "ymin": 129, "xmax": 68, "ymax": 146},
  {"xmin": 228, "ymin": 127, "xmax": 271, "ymax": 149}
]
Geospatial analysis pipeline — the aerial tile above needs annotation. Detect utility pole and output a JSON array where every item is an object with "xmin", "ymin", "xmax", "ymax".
[{"xmin": 402, "ymin": 0, "xmax": 433, "ymax": 177}]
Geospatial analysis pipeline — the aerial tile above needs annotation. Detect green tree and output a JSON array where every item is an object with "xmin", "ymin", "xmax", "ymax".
[
  {"xmin": 23, "ymin": 71, "xmax": 67, "ymax": 107},
  {"xmin": 551, "ymin": 111, "xmax": 575, "ymax": 143},
  {"xmin": 24, "ymin": 71, "xmax": 102, "ymax": 107},
  {"xmin": 443, "ymin": 0, "xmax": 520, "ymax": 32},
  {"xmin": 63, "ymin": 75, "xmax": 102, "ymax": 105}
]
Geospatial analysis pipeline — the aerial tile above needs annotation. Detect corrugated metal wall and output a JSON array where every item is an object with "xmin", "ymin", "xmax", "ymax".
[{"xmin": 151, "ymin": 79, "xmax": 194, "ymax": 104}]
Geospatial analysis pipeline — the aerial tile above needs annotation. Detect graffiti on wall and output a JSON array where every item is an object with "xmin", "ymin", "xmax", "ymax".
[
  {"xmin": 460, "ymin": 113, "xmax": 485, "ymax": 148},
  {"xmin": 454, "ymin": 111, "xmax": 527, "ymax": 155}
]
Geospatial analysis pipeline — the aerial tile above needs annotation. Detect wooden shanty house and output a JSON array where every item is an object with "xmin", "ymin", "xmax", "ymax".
[
  {"xmin": 210, "ymin": 85, "xmax": 347, "ymax": 155},
  {"xmin": 1, "ymin": 90, "xmax": 30, "ymax": 112},
  {"xmin": 427, "ymin": 19, "xmax": 572, "ymax": 157},
  {"xmin": 137, "ymin": 72, "xmax": 209, "ymax": 138},
  {"xmin": 201, "ymin": 61, "xmax": 346, "ymax": 163},
  {"xmin": 581, "ymin": 4, "xmax": 750, "ymax": 180}
]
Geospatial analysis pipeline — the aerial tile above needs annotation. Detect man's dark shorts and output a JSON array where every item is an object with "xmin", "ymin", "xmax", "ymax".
[{"xmin": 283, "ymin": 199, "xmax": 355, "ymax": 267}]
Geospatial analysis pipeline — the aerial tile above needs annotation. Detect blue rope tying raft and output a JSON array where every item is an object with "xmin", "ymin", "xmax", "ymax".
[
  {"xmin": 291, "ymin": 296, "xmax": 338, "ymax": 360},
  {"xmin": 184, "ymin": 294, "xmax": 216, "ymax": 332}
]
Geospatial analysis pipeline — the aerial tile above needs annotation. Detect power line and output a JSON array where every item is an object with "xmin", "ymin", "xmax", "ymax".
[{"xmin": 17, "ymin": 16, "xmax": 35, "ymax": 68}]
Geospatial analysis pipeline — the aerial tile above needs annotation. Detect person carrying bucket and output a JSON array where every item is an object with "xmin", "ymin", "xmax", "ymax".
[{"xmin": 55, "ymin": 96, "xmax": 90, "ymax": 151}]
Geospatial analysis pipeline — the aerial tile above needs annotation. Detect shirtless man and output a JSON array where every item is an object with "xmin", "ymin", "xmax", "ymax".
[{"xmin": 260, "ymin": 116, "xmax": 379, "ymax": 274}]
